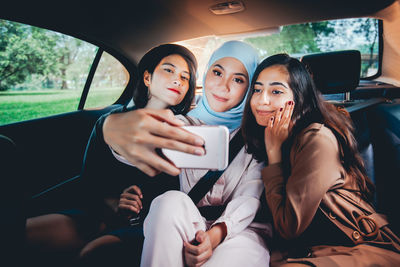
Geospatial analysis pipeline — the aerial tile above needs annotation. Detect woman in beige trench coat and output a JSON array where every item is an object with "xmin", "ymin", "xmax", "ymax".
[{"xmin": 241, "ymin": 53, "xmax": 400, "ymax": 266}]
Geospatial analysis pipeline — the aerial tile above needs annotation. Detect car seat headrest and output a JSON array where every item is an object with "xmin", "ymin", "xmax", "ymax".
[{"xmin": 301, "ymin": 50, "xmax": 361, "ymax": 94}]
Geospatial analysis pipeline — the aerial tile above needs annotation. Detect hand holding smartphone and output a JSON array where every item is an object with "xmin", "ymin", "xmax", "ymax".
[{"xmin": 161, "ymin": 125, "xmax": 229, "ymax": 170}]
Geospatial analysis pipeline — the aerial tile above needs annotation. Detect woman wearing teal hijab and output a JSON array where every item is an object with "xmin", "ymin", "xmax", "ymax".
[
  {"xmin": 100, "ymin": 41, "xmax": 259, "ymax": 177},
  {"xmin": 188, "ymin": 40, "xmax": 259, "ymax": 132},
  {"xmin": 140, "ymin": 41, "xmax": 272, "ymax": 267}
]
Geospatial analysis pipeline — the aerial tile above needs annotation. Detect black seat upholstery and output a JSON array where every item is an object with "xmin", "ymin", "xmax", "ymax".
[
  {"xmin": 300, "ymin": 50, "xmax": 376, "ymax": 183},
  {"xmin": 301, "ymin": 50, "xmax": 361, "ymax": 95},
  {"xmin": 0, "ymin": 135, "xmax": 27, "ymax": 264},
  {"xmin": 300, "ymin": 50, "xmax": 400, "ymax": 232},
  {"xmin": 300, "ymin": 50, "xmax": 386, "ymax": 110},
  {"xmin": 367, "ymin": 99, "xmax": 400, "ymax": 233}
]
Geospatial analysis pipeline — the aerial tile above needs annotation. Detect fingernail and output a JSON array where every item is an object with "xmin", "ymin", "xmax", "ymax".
[
  {"xmin": 289, "ymin": 101, "xmax": 293, "ymax": 105},
  {"xmin": 195, "ymin": 148, "xmax": 205, "ymax": 155},
  {"xmin": 271, "ymin": 117, "xmax": 274, "ymax": 120},
  {"xmin": 195, "ymin": 138, "xmax": 204, "ymax": 146},
  {"xmin": 279, "ymin": 108, "xmax": 283, "ymax": 111}
]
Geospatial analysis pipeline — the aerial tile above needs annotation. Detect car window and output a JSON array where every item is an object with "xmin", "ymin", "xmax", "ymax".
[
  {"xmin": 177, "ymin": 18, "xmax": 380, "ymax": 88},
  {"xmin": 84, "ymin": 51, "xmax": 129, "ymax": 109},
  {"xmin": 0, "ymin": 19, "xmax": 128, "ymax": 125}
]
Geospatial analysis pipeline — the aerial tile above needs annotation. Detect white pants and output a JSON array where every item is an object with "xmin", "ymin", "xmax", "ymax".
[{"xmin": 140, "ymin": 191, "xmax": 270, "ymax": 267}]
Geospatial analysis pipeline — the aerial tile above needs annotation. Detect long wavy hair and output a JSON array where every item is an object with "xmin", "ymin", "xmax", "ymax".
[
  {"xmin": 241, "ymin": 53, "xmax": 375, "ymax": 202},
  {"xmin": 133, "ymin": 43, "xmax": 197, "ymax": 114}
]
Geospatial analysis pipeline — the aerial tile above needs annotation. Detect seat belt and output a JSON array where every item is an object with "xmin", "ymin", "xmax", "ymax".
[{"xmin": 187, "ymin": 130, "xmax": 244, "ymax": 206}]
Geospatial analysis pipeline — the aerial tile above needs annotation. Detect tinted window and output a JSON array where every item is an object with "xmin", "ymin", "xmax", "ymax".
[
  {"xmin": 0, "ymin": 19, "xmax": 129, "ymax": 125},
  {"xmin": 177, "ymin": 17, "xmax": 380, "ymax": 88},
  {"xmin": 0, "ymin": 19, "xmax": 97, "ymax": 125},
  {"xmin": 85, "ymin": 51, "xmax": 129, "ymax": 109}
]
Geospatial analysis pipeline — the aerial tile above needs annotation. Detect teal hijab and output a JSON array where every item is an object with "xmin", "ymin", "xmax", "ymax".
[{"xmin": 188, "ymin": 40, "xmax": 259, "ymax": 132}]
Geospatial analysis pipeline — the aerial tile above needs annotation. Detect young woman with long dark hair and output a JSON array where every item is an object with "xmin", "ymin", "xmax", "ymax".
[
  {"xmin": 108, "ymin": 40, "xmax": 271, "ymax": 267},
  {"xmin": 242, "ymin": 53, "xmax": 400, "ymax": 266},
  {"xmin": 26, "ymin": 43, "xmax": 198, "ymax": 265},
  {"xmin": 138, "ymin": 41, "xmax": 272, "ymax": 267}
]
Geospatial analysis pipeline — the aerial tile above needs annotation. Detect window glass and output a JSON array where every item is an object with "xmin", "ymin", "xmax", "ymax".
[
  {"xmin": 176, "ymin": 18, "xmax": 380, "ymax": 89},
  {"xmin": 85, "ymin": 51, "xmax": 129, "ymax": 109},
  {"xmin": 0, "ymin": 19, "xmax": 97, "ymax": 125}
]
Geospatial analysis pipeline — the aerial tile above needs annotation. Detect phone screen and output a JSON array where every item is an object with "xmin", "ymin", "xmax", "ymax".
[{"xmin": 161, "ymin": 125, "xmax": 229, "ymax": 170}]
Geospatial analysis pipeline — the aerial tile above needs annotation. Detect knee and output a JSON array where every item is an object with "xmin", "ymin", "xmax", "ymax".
[
  {"xmin": 150, "ymin": 191, "xmax": 192, "ymax": 217},
  {"xmin": 26, "ymin": 214, "xmax": 84, "ymax": 250},
  {"xmin": 155, "ymin": 190, "xmax": 190, "ymax": 204},
  {"xmin": 79, "ymin": 235, "xmax": 126, "ymax": 266},
  {"xmin": 147, "ymin": 190, "xmax": 192, "ymax": 220},
  {"xmin": 79, "ymin": 235, "xmax": 121, "ymax": 259},
  {"xmin": 27, "ymin": 214, "xmax": 75, "ymax": 242}
]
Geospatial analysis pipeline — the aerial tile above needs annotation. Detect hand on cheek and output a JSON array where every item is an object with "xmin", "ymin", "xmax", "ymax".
[{"xmin": 264, "ymin": 100, "xmax": 294, "ymax": 164}]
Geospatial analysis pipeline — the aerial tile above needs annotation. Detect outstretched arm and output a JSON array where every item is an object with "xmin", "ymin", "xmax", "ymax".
[{"xmin": 103, "ymin": 108, "xmax": 205, "ymax": 176}]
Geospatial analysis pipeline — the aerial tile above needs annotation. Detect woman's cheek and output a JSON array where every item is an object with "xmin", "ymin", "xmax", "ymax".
[
  {"xmin": 256, "ymin": 115, "xmax": 270, "ymax": 127},
  {"xmin": 250, "ymin": 97, "xmax": 258, "ymax": 116},
  {"xmin": 235, "ymin": 84, "xmax": 248, "ymax": 103},
  {"xmin": 203, "ymin": 72, "xmax": 214, "ymax": 94},
  {"xmin": 275, "ymin": 98, "xmax": 287, "ymax": 110},
  {"xmin": 251, "ymin": 100, "xmax": 267, "ymax": 126}
]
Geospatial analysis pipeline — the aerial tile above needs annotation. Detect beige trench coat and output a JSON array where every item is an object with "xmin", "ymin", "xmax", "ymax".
[{"xmin": 262, "ymin": 123, "xmax": 400, "ymax": 266}]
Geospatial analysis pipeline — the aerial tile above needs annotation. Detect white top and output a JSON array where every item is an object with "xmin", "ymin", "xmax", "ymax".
[{"xmin": 111, "ymin": 114, "xmax": 271, "ymax": 240}]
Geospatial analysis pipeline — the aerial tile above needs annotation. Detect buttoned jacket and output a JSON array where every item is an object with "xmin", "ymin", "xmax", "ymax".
[{"xmin": 262, "ymin": 123, "xmax": 400, "ymax": 266}]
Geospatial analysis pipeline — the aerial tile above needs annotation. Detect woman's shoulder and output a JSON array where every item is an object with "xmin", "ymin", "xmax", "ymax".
[
  {"xmin": 301, "ymin": 123, "xmax": 335, "ymax": 138},
  {"xmin": 296, "ymin": 123, "xmax": 338, "ymax": 150}
]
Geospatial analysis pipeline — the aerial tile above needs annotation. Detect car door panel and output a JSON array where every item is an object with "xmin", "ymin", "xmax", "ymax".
[{"xmin": 0, "ymin": 104, "xmax": 121, "ymax": 199}]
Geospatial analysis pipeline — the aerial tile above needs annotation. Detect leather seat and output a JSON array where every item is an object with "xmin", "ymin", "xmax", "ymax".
[
  {"xmin": 301, "ymin": 50, "xmax": 361, "ymax": 95},
  {"xmin": 0, "ymin": 134, "xmax": 27, "ymax": 264},
  {"xmin": 300, "ymin": 50, "xmax": 400, "ymax": 233},
  {"xmin": 300, "ymin": 50, "xmax": 376, "ymax": 183}
]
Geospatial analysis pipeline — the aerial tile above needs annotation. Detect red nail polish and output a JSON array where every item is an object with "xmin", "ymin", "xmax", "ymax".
[{"xmin": 279, "ymin": 107, "xmax": 283, "ymax": 111}]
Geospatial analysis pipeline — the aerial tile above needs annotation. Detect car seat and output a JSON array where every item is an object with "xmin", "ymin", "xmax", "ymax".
[{"xmin": 300, "ymin": 50, "xmax": 382, "ymax": 192}]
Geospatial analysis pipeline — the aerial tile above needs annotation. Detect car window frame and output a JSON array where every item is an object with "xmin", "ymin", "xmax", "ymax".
[
  {"xmin": 80, "ymin": 46, "xmax": 137, "ymax": 110},
  {"xmin": 361, "ymin": 19, "xmax": 383, "ymax": 81}
]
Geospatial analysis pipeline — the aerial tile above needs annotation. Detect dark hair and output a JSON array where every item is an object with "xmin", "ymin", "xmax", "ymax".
[
  {"xmin": 133, "ymin": 43, "xmax": 197, "ymax": 114},
  {"xmin": 241, "ymin": 53, "xmax": 375, "ymax": 202}
]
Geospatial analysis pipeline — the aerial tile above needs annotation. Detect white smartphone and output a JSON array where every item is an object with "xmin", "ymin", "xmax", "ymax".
[{"xmin": 161, "ymin": 125, "xmax": 229, "ymax": 170}]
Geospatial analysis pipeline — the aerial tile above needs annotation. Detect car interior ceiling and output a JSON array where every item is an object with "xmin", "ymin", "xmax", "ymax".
[
  {"xmin": 0, "ymin": 0, "xmax": 396, "ymax": 63},
  {"xmin": 0, "ymin": 0, "xmax": 400, "ymax": 232}
]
